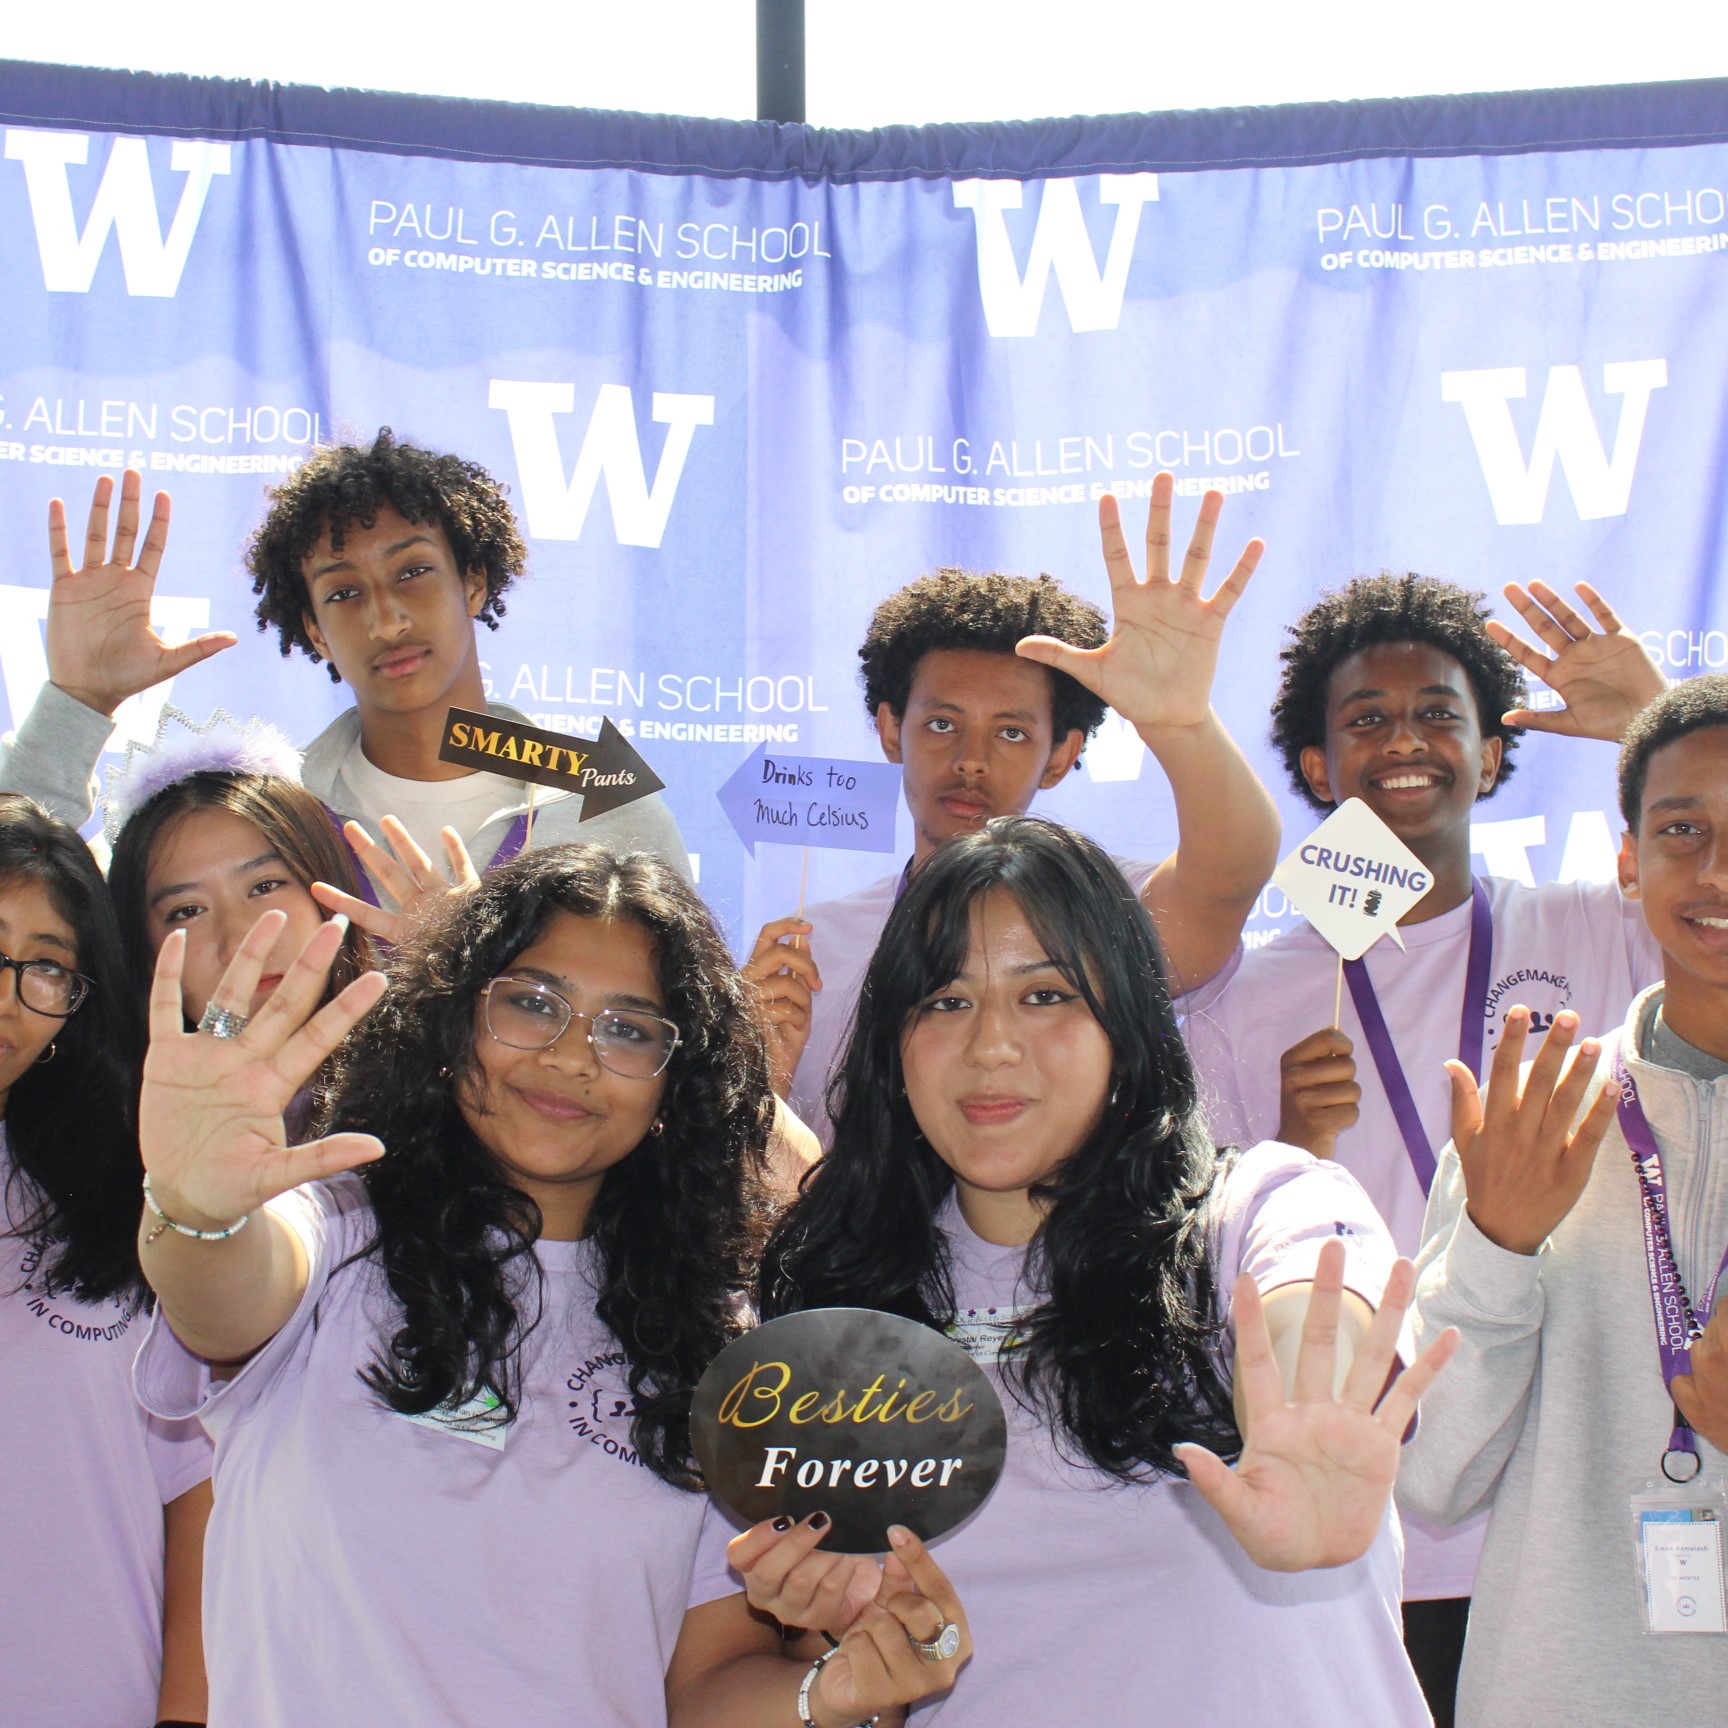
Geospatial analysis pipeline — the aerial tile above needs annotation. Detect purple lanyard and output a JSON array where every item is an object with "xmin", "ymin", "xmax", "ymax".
[
  {"xmin": 1342, "ymin": 879, "xmax": 1492, "ymax": 1196},
  {"xmin": 326, "ymin": 807, "xmax": 532, "ymax": 912},
  {"xmin": 892, "ymin": 856, "xmax": 915, "ymax": 903},
  {"xmin": 1615, "ymin": 1048, "xmax": 1728, "ymax": 1482}
]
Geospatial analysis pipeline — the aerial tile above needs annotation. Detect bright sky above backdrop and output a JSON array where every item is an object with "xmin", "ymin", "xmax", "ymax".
[{"xmin": 6, "ymin": 0, "xmax": 1726, "ymax": 123}]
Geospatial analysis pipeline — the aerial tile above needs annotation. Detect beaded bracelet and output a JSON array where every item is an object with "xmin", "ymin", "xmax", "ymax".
[
  {"xmin": 142, "ymin": 1174, "xmax": 251, "ymax": 1245},
  {"xmin": 796, "ymin": 1644, "xmax": 879, "ymax": 1728}
]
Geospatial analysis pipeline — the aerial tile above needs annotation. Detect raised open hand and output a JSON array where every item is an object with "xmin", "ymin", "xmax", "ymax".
[
  {"xmin": 1176, "ymin": 1239, "xmax": 1458, "ymax": 1572},
  {"xmin": 46, "ymin": 471, "xmax": 236, "ymax": 717},
  {"xmin": 1489, "ymin": 580, "xmax": 1665, "ymax": 742},
  {"xmin": 1449, "ymin": 1007, "xmax": 1617, "ymax": 1257},
  {"xmin": 1016, "ymin": 473, "xmax": 1263, "ymax": 736},
  {"xmin": 140, "ymin": 909, "xmax": 388, "ymax": 1232},
  {"xmin": 311, "ymin": 816, "xmax": 480, "ymax": 946}
]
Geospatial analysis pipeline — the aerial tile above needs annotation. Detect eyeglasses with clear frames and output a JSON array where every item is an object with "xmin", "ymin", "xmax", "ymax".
[
  {"xmin": 479, "ymin": 976, "xmax": 681, "ymax": 1079},
  {"xmin": 0, "ymin": 951, "xmax": 94, "ymax": 1019}
]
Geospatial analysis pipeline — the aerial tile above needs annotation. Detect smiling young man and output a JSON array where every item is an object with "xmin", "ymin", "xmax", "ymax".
[
  {"xmin": 746, "ymin": 478, "xmax": 1281, "ymax": 1141},
  {"xmin": 1177, "ymin": 571, "xmax": 1668, "ymax": 1722},
  {"xmin": 1399, "ymin": 676, "xmax": 1728, "ymax": 1727}
]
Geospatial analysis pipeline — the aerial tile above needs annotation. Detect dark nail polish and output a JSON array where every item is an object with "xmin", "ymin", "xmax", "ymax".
[
  {"xmin": 772, "ymin": 1516, "xmax": 793, "ymax": 1531},
  {"xmin": 807, "ymin": 1510, "xmax": 830, "ymax": 1531}
]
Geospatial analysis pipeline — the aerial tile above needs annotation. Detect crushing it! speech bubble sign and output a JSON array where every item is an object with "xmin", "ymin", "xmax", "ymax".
[
  {"xmin": 1270, "ymin": 798, "xmax": 1433, "ymax": 961},
  {"xmin": 691, "ymin": 1308, "xmax": 1007, "ymax": 1554}
]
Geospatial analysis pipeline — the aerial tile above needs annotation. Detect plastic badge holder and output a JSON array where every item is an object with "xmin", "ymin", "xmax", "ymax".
[{"xmin": 1630, "ymin": 1477, "xmax": 1728, "ymax": 1635}]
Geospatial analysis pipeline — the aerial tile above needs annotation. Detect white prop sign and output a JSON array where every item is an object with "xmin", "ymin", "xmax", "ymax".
[{"xmin": 1271, "ymin": 798, "xmax": 1433, "ymax": 961}]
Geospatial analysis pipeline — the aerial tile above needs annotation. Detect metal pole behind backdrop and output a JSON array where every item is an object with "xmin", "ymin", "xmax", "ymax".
[{"xmin": 757, "ymin": 0, "xmax": 806, "ymax": 123}]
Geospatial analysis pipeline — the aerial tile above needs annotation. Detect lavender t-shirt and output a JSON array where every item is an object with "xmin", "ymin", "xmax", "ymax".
[
  {"xmin": 1179, "ymin": 875, "xmax": 1658, "ymax": 1599},
  {"xmin": 911, "ymin": 1143, "xmax": 1428, "ymax": 1728},
  {"xmin": 135, "ymin": 1174, "xmax": 736, "ymax": 1728},
  {"xmin": 1, "ymin": 1152, "xmax": 212, "ymax": 1728}
]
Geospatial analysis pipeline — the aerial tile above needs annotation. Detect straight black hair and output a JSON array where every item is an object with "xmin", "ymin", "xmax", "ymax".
[
  {"xmin": 761, "ymin": 815, "xmax": 1240, "ymax": 1480},
  {"xmin": 0, "ymin": 795, "xmax": 146, "ymax": 1303}
]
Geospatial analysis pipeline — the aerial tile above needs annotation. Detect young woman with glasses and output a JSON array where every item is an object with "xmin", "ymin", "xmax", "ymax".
[
  {"xmin": 130, "ymin": 841, "xmax": 964, "ymax": 1726},
  {"xmin": 0, "ymin": 793, "xmax": 212, "ymax": 1727}
]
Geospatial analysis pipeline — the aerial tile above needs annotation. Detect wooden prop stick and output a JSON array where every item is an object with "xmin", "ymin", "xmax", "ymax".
[
  {"xmin": 523, "ymin": 783, "xmax": 539, "ymax": 852},
  {"xmin": 1332, "ymin": 952, "xmax": 1344, "ymax": 1030},
  {"xmin": 791, "ymin": 844, "xmax": 811, "ymax": 949}
]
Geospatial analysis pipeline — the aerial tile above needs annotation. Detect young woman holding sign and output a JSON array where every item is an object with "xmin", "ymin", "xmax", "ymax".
[
  {"xmin": 738, "ymin": 816, "xmax": 1458, "ymax": 1727},
  {"xmin": 131, "ymin": 841, "xmax": 963, "ymax": 1727}
]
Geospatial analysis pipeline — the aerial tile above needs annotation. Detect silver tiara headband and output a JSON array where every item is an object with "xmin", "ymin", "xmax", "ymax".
[{"xmin": 102, "ymin": 706, "xmax": 303, "ymax": 842}]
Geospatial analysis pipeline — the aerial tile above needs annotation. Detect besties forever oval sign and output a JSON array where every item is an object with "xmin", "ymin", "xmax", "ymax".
[{"xmin": 691, "ymin": 1308, "xmax": 1008, "ymax": 1554}]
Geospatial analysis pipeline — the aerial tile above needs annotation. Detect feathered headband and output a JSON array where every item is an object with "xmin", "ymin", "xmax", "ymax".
[{"xmin": 102, "ymin": 706, "xmax": 303, "ymax": 842}]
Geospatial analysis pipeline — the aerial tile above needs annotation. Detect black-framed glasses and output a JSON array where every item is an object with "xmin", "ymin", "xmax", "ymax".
[
  {"xmin": 0, "ymin": 951, "xmax": 94, "ymax": 1019},
  {"xmin": 479, "ymin": 977, "xmax": 681, "ymax": 1079}
]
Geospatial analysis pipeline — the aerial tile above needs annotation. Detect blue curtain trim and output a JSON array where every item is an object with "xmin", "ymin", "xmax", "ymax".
[{"xmin": 1, "ymin": 57, "xmax": 1724, "ymax": 181}]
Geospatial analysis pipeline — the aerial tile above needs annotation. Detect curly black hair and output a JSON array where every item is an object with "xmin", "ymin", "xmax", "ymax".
[
  {"xmin": 762, "ymin": 817, "xmax": 1240, "ymax": 1484},
  {"xmin": 322, "ymin": 842, "xmax": 775, "ymax": 1489},
  {"xmin": 859, "ymin": 570, "xmax": 1110, "ymax": 744},
  {"xmin": 1270, "ymin": 573, "xmax": 1525, "ymax": 811},
  {"xmin": 1619, "ymin": 673, "xmax": 1728, "ymax": 829},
  {"xmin": 247, "ymin": 428, "xmax": 527, "ymax": 681}
]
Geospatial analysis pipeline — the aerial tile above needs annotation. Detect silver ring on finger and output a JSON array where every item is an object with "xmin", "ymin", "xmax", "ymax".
[
  {"xmin": 197, "ymin": 1002, "xmax": 250, "ymax": 1039},
  {"xmin": 907, "ymin": 1620, "xmax": 961, "ymax": 1662}
]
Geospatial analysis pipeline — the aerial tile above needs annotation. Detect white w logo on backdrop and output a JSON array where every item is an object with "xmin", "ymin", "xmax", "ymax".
[
  {"xmin": 1441, "ymin": 361, "xmax": 1669, "ymax": 525},
  {"xmin": 488, "ymin": 382, "xmax": 715, "ymax": 548},
  {"xmin": 0, "ymin": 587, "xmax": 211, "ymax": 749},
  {"xmin": 952, "ymin": 174, "xmax": 1159, "ymax": 337},
  {"xmin": 4, "ymin": 129, "xmax": 232, "ymax": 297}
]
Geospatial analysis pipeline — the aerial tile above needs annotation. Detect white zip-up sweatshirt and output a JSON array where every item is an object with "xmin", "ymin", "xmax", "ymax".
[{"xmin": 1400, "ymin": 984, "xmax": 1728, "ymax": 1727}]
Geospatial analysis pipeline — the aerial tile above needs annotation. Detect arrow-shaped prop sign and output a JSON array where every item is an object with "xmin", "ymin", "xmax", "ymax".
[
  {"xmin": 440, "ymin": 708, "xmax": 664, "ymax": 822},
  {"xmin": 716, "ymin": 745, "xmax": 901, "ymax": 857}
]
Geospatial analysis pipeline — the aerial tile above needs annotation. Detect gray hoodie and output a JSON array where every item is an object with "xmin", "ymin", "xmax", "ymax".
[
  {"xmin": 1400, "ymin": 984, "xmax": 1728, "ymax": 1727},
  {"xmin": 0, "ymin": 686, "xmax": 692, "ymax": 882}
]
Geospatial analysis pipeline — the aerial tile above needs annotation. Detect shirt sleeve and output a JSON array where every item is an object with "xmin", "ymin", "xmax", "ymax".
[
  {"xmin": 1395, "ymin": 1134, "xmax": 1548, "ymax": 1529},
  {"xmin": 0, "ymin": 683, "xmax": 112, "ymax": 826},
  {"xmin": 132, "ymin": 1179, "xmax": 356, "ymax": 1436},
  {"xmin": 1218, "ymin": 1141, "xmax": 1400, "ymax": 1310},
  {"xmin": 143, "ymin": 1410, "xmax": 214, "ymax": 1505},
  {"xmin": 687, "ymin": 1498, "xmax": 746, "ymax": 1612}
]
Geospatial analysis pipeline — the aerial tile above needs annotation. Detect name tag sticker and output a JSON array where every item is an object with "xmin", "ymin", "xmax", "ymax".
[
  {"xmin": 396, "ymin": 1387, "xmax": 507, "ymax": 1451},
  {"xmin": 1633, "ymin": 1493, "xmax": 1727, "ymax": 1634}
]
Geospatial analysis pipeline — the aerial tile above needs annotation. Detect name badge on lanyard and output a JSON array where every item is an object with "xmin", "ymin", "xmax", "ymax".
[
  {"xmin": 1343, "ymin": 878, "xmax": 1492, "ymax": 1195},
  {"xmin": 1617, "ymin": 1044, "xmax": 1728, "ymax": 1634},
  {"xmin": 1615, "ymin": 1049, "xmax": 1728, "ymax": 1483}
]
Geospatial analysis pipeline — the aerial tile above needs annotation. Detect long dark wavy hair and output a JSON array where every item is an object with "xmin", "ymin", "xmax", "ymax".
[
  {"xmin": 323, "ymin": 843, "xmax": 775, "ymax": 1488},
  {"xmin": 0, "ymin": 795, "xmax": 146, "ymax": 1304},
  {"xmin": 761, "ymin": 816, "xmax": 1240, "ymax": 1482}
]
